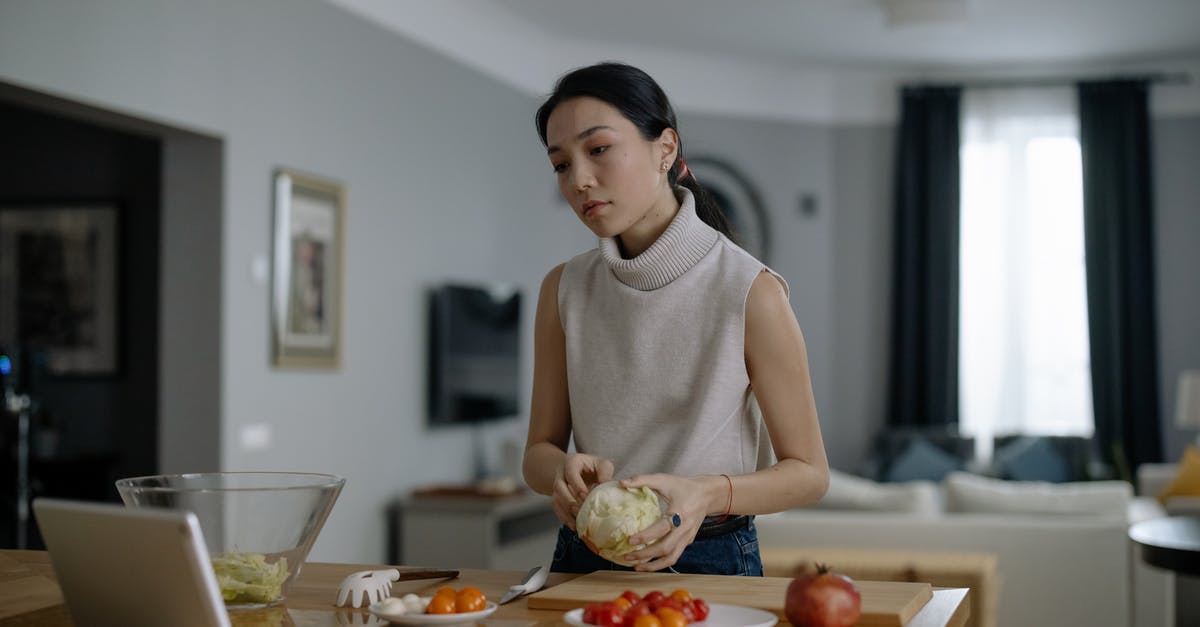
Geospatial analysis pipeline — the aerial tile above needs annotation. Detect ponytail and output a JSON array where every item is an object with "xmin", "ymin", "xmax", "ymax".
[{"xmin": 673, "ymin": 165, "xmax": 734, "ymax": 242}]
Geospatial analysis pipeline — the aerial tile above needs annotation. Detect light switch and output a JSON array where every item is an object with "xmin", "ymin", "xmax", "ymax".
[
  {"xmin": 241, "ymin": 423, "xmax": 272, "ymax": 451},
  {"xmin": 250, "ymin": 254, "xmax": 270, "ymax": 285}
]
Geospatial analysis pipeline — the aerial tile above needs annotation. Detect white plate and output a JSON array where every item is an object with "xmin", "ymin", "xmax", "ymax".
[
  {"xmin": 563, "ymin": 603, "xmax": 777, "ymax": 627},
  {"xmin": 369, "ymin": 601, "xmax": 498, "ymax": 624}
]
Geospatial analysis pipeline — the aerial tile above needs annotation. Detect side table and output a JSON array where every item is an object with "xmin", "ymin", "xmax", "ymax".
[{"xmin": 1129, "ymin": 516, "xmax": 1200, "ymax": 577}]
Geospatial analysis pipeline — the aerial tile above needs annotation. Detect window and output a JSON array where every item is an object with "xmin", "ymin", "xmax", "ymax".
[{"xmin": 959, "ymin": 87, "xmax": 1094, "ymax": 463}]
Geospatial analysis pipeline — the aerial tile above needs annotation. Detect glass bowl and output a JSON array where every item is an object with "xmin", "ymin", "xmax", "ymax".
[{"xmin": 115, "ymin": 471, "xmax": 345, "ymax": 609}]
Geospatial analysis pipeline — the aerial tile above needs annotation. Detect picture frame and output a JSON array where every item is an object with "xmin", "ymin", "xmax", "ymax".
[
  {"xmin": 271, "ymin": 169, "xmax": 345, "ymax": 369},
  {"xmin": 0, "ymin": 204, "xmax": 119, "ymax": 376}
]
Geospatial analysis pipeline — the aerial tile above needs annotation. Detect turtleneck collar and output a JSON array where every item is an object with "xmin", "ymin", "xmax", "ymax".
[{"xmin": 598, "ymin": 188, "xmax": 720, "ymax": 291}]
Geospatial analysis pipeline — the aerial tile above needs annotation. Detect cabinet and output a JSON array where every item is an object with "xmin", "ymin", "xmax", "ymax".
[{"xmin": 396, "ymin": 492, "xmax": 559, "ymax": 570}]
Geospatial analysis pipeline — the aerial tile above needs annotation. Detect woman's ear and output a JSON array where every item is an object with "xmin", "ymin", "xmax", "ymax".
[{"xmin": 657, "ymin": 128, "xmax": 679, "ymax": 165}]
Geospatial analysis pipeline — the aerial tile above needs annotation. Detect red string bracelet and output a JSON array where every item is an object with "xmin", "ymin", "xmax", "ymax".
[{"xmin": 716, "ymin": 474, "xmax": 733, "ymax": 523}]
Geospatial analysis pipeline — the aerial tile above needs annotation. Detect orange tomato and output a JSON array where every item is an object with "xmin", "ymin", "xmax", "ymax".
[
  {"xmin": 656, "ymin": 607, "xmax": 687, "ymax": 627},
  {"xmin": 434, "ymin": 586, "xmax": 457, "ymax": 599},
  {"xmin": 613, "ymin": 597, "xmax": 633, "ymax": 612},
  {"xmin": 455, "ymin": 588, "xmax": 487, "ymax": 613},
  {"xmin": 427, "ymin": 594, "xmax": 457, "ymax": 614},
  {"xmin": 669, "ymin": 589, "xmax": 692, "ymax": 603},
  {"xmin": 633, "ymin": 615, "xmax": 663, "ymax": 627}
]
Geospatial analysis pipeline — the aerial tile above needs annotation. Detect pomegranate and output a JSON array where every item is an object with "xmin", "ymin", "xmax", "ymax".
[{"xmin": 784, "ymin": 563, "xmax": 862, "ymax": 627}]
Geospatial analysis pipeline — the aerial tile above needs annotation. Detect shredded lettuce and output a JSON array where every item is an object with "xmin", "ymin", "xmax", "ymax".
[{"xmin": 211, "ymin": 552, "xmax": 289, "ymax": 604}]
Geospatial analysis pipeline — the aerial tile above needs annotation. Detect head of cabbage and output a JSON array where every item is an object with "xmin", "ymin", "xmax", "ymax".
[{"xmin": 575, "ymin": 481, "xmax": 664, "ymax": 566}]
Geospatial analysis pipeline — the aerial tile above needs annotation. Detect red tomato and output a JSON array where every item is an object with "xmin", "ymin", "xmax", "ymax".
[
  {"xmin": 626, "ymin": 601, "xmax": 653, "ymax": 619},
  {"xmin": 621, "ymin": 590, "xmax": 642, "ymax": 604},
  {"xmin": 690, "ymin": 599, "xmax": 710, "ymax": 622},
  {"xmin": 596, "ymin": 602, "xmax": 625, "ymax": 627},
  {"xmin": 643, "ymin": 591, "xmax": 667, "ymax": 610},
  {"xmin": 584, "ymin": 603, "xmax": 603, "ymax": 625},
  {"xmin": 679, "ymin": 604, "xmax": 696, "ymax": 622},
  {"xmin": 659, "ymin": 598, "xmax": 686, "ymax": 615}
]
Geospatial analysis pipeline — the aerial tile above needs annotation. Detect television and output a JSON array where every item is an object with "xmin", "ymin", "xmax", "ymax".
[{"xmin": 427, "ymin": 283, "xmax": 521, "ymax": 426}]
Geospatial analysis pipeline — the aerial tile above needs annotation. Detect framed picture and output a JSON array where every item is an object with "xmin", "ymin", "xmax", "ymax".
[
  {"xmin": 271, "ymin": 169, "xmax": 345, "ymax": 369},
  {"xmin": 0, "ymin": 205, "xmax": 119, "ymax": 376}
]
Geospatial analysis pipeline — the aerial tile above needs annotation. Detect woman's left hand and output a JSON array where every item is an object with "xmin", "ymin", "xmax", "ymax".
[{"xmin": 618, "ymin": 474, "xmax": 712, "ymax": 571}]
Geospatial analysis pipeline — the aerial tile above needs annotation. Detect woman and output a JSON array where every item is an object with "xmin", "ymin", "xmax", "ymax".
[{"xmin": 523, "ymin": 62, "xmax": 828, "ymax": 576}]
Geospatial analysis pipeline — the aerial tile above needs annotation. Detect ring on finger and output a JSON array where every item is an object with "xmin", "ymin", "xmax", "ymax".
[{"xmin": 669, "ymin": 512, "xmax": 682, "ymax": 528}]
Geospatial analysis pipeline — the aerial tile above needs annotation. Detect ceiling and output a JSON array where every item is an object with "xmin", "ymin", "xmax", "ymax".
[
  {"xmin": 329, "ymin": 0, "xmax": 1200, "ymax": 122},
  {"xmin": 487, "ymin": 0, "xmax": 1200, "ymax": 70}
]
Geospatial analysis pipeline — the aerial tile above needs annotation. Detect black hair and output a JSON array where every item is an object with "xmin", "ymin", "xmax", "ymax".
[{"xmin": 535, "ymin": 62, "xmax": 734, "ymax": 240}]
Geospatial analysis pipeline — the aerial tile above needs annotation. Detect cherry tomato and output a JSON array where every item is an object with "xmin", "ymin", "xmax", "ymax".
[
  {"xmin": 679, "ymin": 603, "xmax": 697, "ymax": 622},
  {"xmin": 584, "ymin": 602, "xmax": 604, "ymax": 625},
  {"xmin": 455, "ymin": 588, "xmax": 486, "ymax": 613},
  {"xmin": 690, "ymin": 598, "xmax": 710, "ymax": 622},
  {"xmin": 426, "ymin": 594, "xmax": 456, "ymax": 614},
  {"xmin": 434, "ymin": 586, "xmax": 457, "ymax": 599},
  {"xmin": 643, "ymin": 591, "xmax": 667, "ymax": 610},
  {"xmin": 632, "ymin": 615, "xmax": 662, "ymax": 627},
  {"xmin": 655, "ymin": 607, "xmax": 687, "ymax": 627},
  {"xmin": 613, "ymin": 597, "xmax": 633, "ymax": 612},
  {"xmin": 620, "ymin": 590, "xmax": 642, "ymax": 604},
  {"xmin": 595, "ymin": 602, "xmax": 626, "ymax": 627},
  {"xmin": 670, "ymin": 589, "xmax": 692, "ymax": 604},
  {"xmin": 659, "ymin": 598, "xmax": 686, "ymax": 615},
  {"xmin": 626, "ymin": 601, "xmax": 653, "ymax": 619}
]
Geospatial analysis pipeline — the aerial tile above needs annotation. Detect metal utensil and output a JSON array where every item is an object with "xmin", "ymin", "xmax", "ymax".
[
  {"xmin": 335, "ymin": 568, "xmax": 459, "ymax": 608},
  {"xmin": 498, "ymin": 565, "xmax": 548, "ymax": 604}
]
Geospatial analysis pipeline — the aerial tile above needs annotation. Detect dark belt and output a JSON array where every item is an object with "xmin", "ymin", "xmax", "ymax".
[{"xmin": 694, "ymin": 514, "xmax": 751, "ymax": 540}]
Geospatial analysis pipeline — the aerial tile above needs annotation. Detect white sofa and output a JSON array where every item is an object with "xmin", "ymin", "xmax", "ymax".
[{"xmin": 754, "ymin": 471, "xmax": 1173, "ymax": 627}]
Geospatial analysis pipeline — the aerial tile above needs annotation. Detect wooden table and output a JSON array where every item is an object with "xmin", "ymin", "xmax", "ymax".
[{"xmin": 0, "ymin": 550, "xmax": 968, "ymax": 626}]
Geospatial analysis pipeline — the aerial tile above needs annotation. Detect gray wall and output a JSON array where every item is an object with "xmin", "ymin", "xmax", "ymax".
[{"xmin": 1154, "ymin": 117, "xmax": 1200, "ymax": 461}]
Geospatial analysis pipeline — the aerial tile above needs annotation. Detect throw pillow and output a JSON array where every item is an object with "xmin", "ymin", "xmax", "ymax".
[
  {"xmin": 1157, "ymin": 445, "xmax": 1200, "ymax": 505},
  {"xmin": 943, "ymin": 470, "xmax": 1131, "ymax": 517},
  {"xmin": 993, "ymin": 437, "xmax": 1072, "ymax": 483},
  {"xmin": 883, "ymin": 437, "xmax": 962, "ymax": 483},
  {"xmin": 814, "ymin": 469, "xmax": 941, "ymax": 515}
]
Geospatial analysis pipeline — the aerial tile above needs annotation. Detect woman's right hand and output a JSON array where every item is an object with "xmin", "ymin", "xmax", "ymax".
[{"xmin": 553, "ymin": 453, "xmax": 614, "ymax": 529}]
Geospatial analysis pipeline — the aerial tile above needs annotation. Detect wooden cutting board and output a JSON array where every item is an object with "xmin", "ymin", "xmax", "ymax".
[{"xmin": 527, "ymin": 570, "xmax": 932, "ymax": 627}]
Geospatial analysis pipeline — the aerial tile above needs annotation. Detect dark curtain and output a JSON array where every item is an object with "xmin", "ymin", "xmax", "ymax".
[
  {"xmin": 1078, "ymin": 80, "xmax": 1163, "ymax": 480},
  {"xmin": 887, "ymin": 86, "xmax": 962, "ymax": 428}
]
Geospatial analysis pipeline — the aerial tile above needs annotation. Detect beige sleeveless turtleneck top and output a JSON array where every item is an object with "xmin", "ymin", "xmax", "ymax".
[{"xmin": 557, "ymin": 188, "xmax": 784, "ymax": 480}]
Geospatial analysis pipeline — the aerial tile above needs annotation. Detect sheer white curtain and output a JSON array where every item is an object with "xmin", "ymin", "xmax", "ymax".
[{"xmin": 959, "ymin": 87, "xmax": 1094, "ymax": 464}]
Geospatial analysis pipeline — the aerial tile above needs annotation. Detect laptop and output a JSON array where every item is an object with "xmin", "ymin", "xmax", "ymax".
[{"xmin": 32, "ymin": 498, "xmax": 232, "ymax": 627}]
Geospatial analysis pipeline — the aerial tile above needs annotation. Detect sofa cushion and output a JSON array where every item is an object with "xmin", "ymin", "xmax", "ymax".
[
  {"xmin": 944, "ymin": 470, "xmax": 1131, "ymax": 517},
  {"xmin": 883, "ymin": 437, "xmax": 963, "ymax": 482},
  {"xmin": 993, "ymin": 436, "xmax": 1072, "ymax": 483},
  {"xmin": 814, "ymin": 469, "xmax": 940, "ymax": 515},
  {"xmin": 1157, "ymin": 445, "xmax": 1200, "ymax": 505}
]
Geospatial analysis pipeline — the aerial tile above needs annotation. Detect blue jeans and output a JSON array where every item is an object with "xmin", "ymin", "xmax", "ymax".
[{"xmin": 550, "ymin": 518, "xmax": 763, "ymax": 576}]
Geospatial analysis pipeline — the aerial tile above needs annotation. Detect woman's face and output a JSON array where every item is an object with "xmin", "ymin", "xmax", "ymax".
[{"xmin": 545, "ymin": 96, "xmax": 676, "ymax": 238}]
